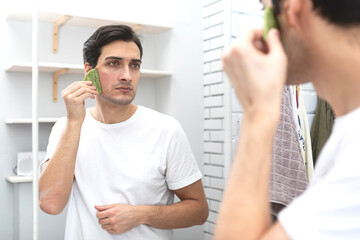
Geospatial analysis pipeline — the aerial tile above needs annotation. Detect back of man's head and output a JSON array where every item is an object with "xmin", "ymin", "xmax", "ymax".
[
  {"xmin": 83, "ymin": 25, "xmax": 143, "ymax": 68},
  {"xmin": 272, "ymin": 0, "xmax": 360, "ymax": 27}
]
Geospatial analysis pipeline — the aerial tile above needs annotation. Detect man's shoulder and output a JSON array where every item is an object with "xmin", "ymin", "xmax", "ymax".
[{"xmin": 140, "ymin": 106, "xmax": 180, "ymax": 127}]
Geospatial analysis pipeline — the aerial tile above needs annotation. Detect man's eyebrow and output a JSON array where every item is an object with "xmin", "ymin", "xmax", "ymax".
[{"xmin": 105, "ymin": 56, "xmax": 142, "ymax": 63}]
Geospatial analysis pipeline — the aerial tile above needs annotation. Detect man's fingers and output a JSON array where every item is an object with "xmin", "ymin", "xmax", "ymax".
[
  {"xmin": 246, "ymin": 29, "xmax": 268, "ymax": 54},
  {"xmin": 266, "ymin": 29, "xmax": 288, "ymax": 78},
  {"xmin": 70, "ymin": 86, "xmax": 97, "ymax": 99},
  {"xmin": 267, "ymin": 29, "xmax": 285, "ymax": 56},
  {"xmin": 101, "ymin": 223, "xmax": 114, "ymax": 230},
  {"xmin": 248, "ymin": 28, "xmax": 263, "ymax": 40},
  {"xmin": 62, "ymin": 81, "xmax": 97, "ymax": 104},
  {"xmin": 62, "ymin": 81, "xmax": 93, "ymax": 97},
  {"xmin": 95, "ymin": 204, "xmax": 112, "ymax": 211},
  {"xmin": 63, "ymin": 81, "xmax": 92, "ymax": 92},
  {"xmin": 95, "ymin": 204, "xmax": 117, "ymax": 219},
  {"xmin": 98, "ymin": 217, "xmax": 111, "ymax": 225},
  {"xmin": 223, "ymin": 29, "xmax": 267, "ymax": 68},
  {"xmin": 95, "ymin": 204, "xmax": 115, "ymax": 211},
  {"xmin": 77, "ymin": 92, "xmax": 96, "ymax": 102}
]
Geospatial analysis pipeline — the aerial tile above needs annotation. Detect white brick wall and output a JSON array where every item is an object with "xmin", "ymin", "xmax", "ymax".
[
  {"xmin": 203, "ymin": 0, "xmax": 227, "ymax": 237},
  {"xmin": 204, "ymin": 119, "xmax": 223, "ymax": 130},
  {"xmin": 204, "ymin": 96, "xmax": 223, "ymax": 107},
  {"xmin": 204, "ymin": 48, "xmax": 223, "ymax": 62},
  {"xmin": 204, "ymin": 165, "xmax": 224, "ymax": 178},
  {"xmin": 204, "ymin": 142, "xmax": 223, "ymax": 154},
  {"xmin": 204, "ymin": 73, "xmax": 223, "ymax": 85},
  {"xmin": 209, "ymin": 83, "xmax": 225, "ymax": 95},
  {"xmin": 202, "ymin": 1, "xmax": 268, "ymax": 238},
  {"xmin": 203, "ymin": 1, "xmax": 223, "ymax": 18},
  {"xmin": 204, "ymin": 24, "xmax": 223, "ymax": 40},
  {"xmin": 210, "ymin": 107, "xmax": 225, "ymax": 118},
  {"xmin": 210, "ymin": 130, "xmax": 225, "ymax": 141}
]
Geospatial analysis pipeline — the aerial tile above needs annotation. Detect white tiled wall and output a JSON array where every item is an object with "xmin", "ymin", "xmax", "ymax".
[
  {"xmin": 203, "ymin": 0, "xmax": 226, "ymax": 238},
  {"xmin": 202, "ymin": 0, "xmax": 318, "ymax": 238}
]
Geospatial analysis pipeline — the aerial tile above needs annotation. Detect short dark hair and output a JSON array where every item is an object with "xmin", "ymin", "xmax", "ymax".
[
  {"xmin": 272, "ymin": 0, "xmax": 360, "ymax": 27},
  {"xmin": 83, "ymin": 25, "xmax": 143, "ymax": 68}
]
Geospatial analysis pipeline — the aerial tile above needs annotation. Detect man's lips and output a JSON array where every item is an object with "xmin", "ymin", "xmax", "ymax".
[{"xmin": 115, "ymin": 86, "xmax": 132, "ymax": 92}]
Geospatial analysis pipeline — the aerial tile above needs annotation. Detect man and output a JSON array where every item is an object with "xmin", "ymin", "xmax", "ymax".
[
  {"xmin": 214, "ymin": 0, "xmax": 360, "ymax": 239},
  {"xmin": 39, "ymin": 25, "xmax": 208, "ymax": 240}
]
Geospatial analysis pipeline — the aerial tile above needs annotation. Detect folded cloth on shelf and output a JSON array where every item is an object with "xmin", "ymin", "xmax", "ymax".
[{"xmin": 270, "ymin": 86, "xmax": 309, "ymax": 210}]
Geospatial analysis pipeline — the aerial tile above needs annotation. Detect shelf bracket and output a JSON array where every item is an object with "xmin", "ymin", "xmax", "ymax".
[
  {"xmin": 53, "ymin": 68, "xmax": 69, "ymax": 102},
  {"xmin": 53, "ymin": 15, "xmax": 71, "ymax": 53},
  {"xmin": 131, "ymin": 24, "xmax": 143, "ymax": 32}
]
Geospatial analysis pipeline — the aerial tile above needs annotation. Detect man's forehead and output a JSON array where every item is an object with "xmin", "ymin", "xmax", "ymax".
[{"xmin": 100, "ymin": 41, "xmax": 141, "ymax": 60}]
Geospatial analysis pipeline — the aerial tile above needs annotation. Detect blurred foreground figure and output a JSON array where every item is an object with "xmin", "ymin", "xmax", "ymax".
[{"xmin": 214, "ymin": 0, "xmax": 360, "ymax": 239}]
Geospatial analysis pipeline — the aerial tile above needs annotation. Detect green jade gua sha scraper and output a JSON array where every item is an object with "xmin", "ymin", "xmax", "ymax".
[
  {"xmin": 263, "ymin": 7, "xmax": 279, "ymax": 42},
  {"xmin": 83, "ymin": 68, "xmax": 102, "ymax": 95}
]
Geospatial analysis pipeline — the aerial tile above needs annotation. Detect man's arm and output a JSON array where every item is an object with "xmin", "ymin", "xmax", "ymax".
[
  {"xmin": 39, "ymin": 81, "xmax": 97, "ymax": 215},
  {"xmin": 214, "ymin": 114, "xmax": 289, "ymax": 239},
  {"xmin": 144, "ymin": 179, "xmax": 209, "ymax": 228},
  {"xmin": 39, "ymin": 121, "xmax": 82, "ymax": 214},
  {"xmin": 95, "ymin": 179, "xmax": 209, "ymax": 234},
  {"xmin": 213, "ymin": 28, "xmax": 290, "ymax": 239}
]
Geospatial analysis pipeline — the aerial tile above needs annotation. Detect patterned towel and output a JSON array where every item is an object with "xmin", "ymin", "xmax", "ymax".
[{"xmin": 270, "ymin": 86, "xmax": 308, "ymax": 209}]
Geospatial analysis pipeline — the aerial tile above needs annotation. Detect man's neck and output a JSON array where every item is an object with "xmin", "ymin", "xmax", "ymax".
[
  {"xmin": 309, "ymin": 19, "xmax": 360, "ymax": 117},
  {"xmin": 90, "ymin": 103, "xmax": 138, "ymax": 124}
]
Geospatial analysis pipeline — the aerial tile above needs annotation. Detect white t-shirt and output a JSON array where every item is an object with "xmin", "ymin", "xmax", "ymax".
[
  {"xmin": 43, "ymin": 106, "xmax": 202, "ymax": 240},
  {"xmin": 279, "ymin": 107, "xmax": 360, "ymax": 239}
]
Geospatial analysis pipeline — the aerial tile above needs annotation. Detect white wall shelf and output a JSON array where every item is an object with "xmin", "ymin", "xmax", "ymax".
[
  {"xmin": 6, "ymin": 175, "xmax": 33, "ymax": 183},
  {"xmin": 7, "ymin": 11, "xmax": 172, "ymax": 34},
  {"xmin": 5, "ymin": 62, "xmax": 172, "ymax": 79},
  {"xmin": 140, "ymin": 69, "xmax": 172, "ymax": 79},
  {"xmin": 5, "ymin": 118, "xmax": 60, "ymax": 124},
  {"xmin": 6, "ymin": 62, "xmax": 84, "ymax": 74}
]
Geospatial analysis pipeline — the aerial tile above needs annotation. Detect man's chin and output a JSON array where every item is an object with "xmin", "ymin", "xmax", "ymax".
[{"xmin": 100, "ymin": 95, "xmax": 136, "ymax": 106}]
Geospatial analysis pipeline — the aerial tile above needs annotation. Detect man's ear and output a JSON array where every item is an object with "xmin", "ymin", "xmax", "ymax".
[
  {"xmin": 84, "ymin": 62, "xmax": 92, "ymax": 74},
  {"xmin": 283, "ymin": 0, "xmax": 309, "ymax": 33}
]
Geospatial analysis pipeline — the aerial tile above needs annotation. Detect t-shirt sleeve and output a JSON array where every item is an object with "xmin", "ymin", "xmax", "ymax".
[
  {"xmin": 39, "ymin": 117, "xmax": 67, "ymax": 174},
  {"xmin": 165, "ymin": 122, "xmax": 202, "ymax": 190},
  {"xmin": 278, "ymin": 141, "xmax": 360, "ymax": 239}
]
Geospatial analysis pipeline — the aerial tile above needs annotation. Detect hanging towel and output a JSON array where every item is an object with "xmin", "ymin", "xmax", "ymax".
[
  {"xmin": 270, "ymin": 86, "xmax": 309, "ymax": 217},
  {"xmin": 289, "ymin": 85, "xmax": 315, "ymax": 182},
  {"xmin": 310, "ymin": 97, "xmax": 335, "ymax": 166}
]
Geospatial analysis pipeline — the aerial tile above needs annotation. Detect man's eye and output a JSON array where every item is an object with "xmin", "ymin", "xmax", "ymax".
[
  {"xmin": 131, "ymin": 63, "xmax": 140, "ymax": 69},
  {"xmin": 109, "ymin": 61, "xmax": 119, "ymax": 66}
]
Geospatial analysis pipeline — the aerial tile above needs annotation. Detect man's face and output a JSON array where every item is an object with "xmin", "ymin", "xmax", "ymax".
[
  {"xmin": 95, "ymin": 40, "xmax": 142, "ymax": 106},
  {"xmin": 279, "ymin": 17, "xmax": 312, "ymax": 85}
]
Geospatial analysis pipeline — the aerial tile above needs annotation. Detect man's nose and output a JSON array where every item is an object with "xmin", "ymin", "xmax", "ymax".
[{"xmin": 119, "ymin": 66, "xmax": 132, "ymax": 82}]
